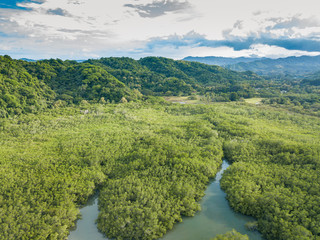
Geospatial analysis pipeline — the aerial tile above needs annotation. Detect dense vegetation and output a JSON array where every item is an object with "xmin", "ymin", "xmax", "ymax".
[
  {"xmin": 262, "ymin": 93, "xmax": 320, "ymax": 116},
  {"xmin": 219, "ymin": 105, "xmax": 320, "ymax": 240},
  {"xmin": 211, "ymin": 229, "xmax": 249, "ymax": 240},
  {"xmin": 0, "ymin": 55, "xmax": 55, "ymax": 116},
  {"xmin": 0, "ymin": 55, "xmax": 265, "ymax": 117},
  {"xmin": 88, "ymin": 56, "xmax": 263, "ymax": 98},
  {"xmin": 0, "ymin": 101, "xmax": 319, "ymax": 239},
  {"xmin": 22, "ymin": 58, "xmax": 136, "ymax": 104},
  {"xmin": 0, "ymin": 102, "xmax": 224, "ymax": 239},
  {"xmin": 184, "ymin": 55, "xmax": 320, "ymax": 112},
  {"xmin": 2, "ymin": 55, "xmax": 319, "ymax": 117},
  {"xmin": 0, "ymin": 55, "xmax": 319, "ymax": 240}
]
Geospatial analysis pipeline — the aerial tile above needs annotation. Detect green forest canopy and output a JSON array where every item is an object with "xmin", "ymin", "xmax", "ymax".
[
  {"xmin": 0, "ymin": 101, "xmax": 319, "ymax": 240},
  {"xmin": 1, "ymin": 55, "xmax": 319, "ymax": 117}
]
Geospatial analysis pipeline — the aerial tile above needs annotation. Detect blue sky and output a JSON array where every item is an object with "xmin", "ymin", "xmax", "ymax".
[
  {"xmin": 0, "ymin": 0, "xmax": 320, "ymax": 60},
  {"xmin": 0, "ymin": 0, "xmax": 29, "ymax": 9}
]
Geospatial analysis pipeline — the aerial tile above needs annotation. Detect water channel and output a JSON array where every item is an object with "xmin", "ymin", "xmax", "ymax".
[{"xmin": 68, "ymin": 160, "xmax": 262, "ymax": 240}]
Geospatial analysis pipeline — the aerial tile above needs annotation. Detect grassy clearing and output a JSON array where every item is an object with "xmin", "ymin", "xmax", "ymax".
[
  {"xmin": 164, "ymin": 95, "xmax": 204, "ymax": 104},
  {"xmin": 244, "ymin": 98, "xmax": 264, "ymax": 104}
]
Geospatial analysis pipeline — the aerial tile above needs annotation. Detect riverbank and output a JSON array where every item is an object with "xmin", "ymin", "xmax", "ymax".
[{"xmin": 68, "ymin": 160, "xmax": 262, "ymax": 240}]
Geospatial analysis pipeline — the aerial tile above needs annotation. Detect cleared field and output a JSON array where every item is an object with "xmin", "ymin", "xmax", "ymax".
[
  {"xmin": 244, "ymin": 98, "xmax": 264, "ymax": 104},
  {"xmin": 164, "ymin": 96, "xmax": 203, "ymax": 104}
]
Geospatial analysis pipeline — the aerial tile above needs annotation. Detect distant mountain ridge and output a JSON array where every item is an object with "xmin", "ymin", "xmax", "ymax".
[
  {"xmin": 183, "ymin": 56, "xmax": 261, "ymax": 66},
  {"xmin": 183, "ymin": 55, "xmax": 320, "ymax": 77},
  {"xmin": 18, "ymin": 58, "xmax": 86, "ymax": 63},
  {"xmin": 19, "ymin": 58, "xmax": 37, "ymax": 62},
  {"xmin": 227, "ymin": 55, "xmax": 320, "ymax": 77}
]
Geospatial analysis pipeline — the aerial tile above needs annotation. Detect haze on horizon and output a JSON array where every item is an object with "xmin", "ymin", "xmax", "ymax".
[{"xmin": 0, "ymin": 0, "xmax": 320, "ymax": 60}]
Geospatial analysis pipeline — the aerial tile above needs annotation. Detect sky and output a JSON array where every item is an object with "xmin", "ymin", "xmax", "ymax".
[{"xmin": 0, "ymin": 0, "xmax": 320, "ymax": 60}]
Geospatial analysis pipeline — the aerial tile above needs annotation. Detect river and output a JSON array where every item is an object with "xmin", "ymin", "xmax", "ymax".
[
  {"xmin": 68, "ymin": 193, "xmax": 106, "ymax": 240},
  {"xmin": 68, "ymin": 160, "xmax": 262, "ymax": 240}
]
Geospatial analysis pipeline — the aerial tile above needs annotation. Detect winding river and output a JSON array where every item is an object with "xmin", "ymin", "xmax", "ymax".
[{"xmin": 68, "ymin": 160, "xmax": 262, "ymax": 240}]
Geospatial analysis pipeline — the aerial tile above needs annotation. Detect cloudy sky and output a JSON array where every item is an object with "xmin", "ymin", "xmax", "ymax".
[{"xmin": 0, "ymin": 0, "xmax": 320, "ymax": 59}]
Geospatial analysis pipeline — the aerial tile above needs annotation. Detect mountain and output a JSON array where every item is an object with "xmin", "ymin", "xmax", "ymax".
[
  {"xmin": 19, "ymin": 58, "xmax": 37, "ymax": 62},
  {"xmin": 183, "ymin": 56, "xmax": 261, "ymax": 66},
  {"xmin": 184, "ymin": 55, "xmax": 320, "ymax": 78},
  {"xmin": 227, "ymin": 55, "xmax": 320, "ymax": 77},
  {"xmin": 88, "ymin": 56, "xmax": 263, "ymax": 97},
  {"xmin": 0, "ymin": 55, "xmax": 264, "ymax": 116},
  {"xmin": 3, "ymin": 54, "xmax": 319, "ymax": 118}
]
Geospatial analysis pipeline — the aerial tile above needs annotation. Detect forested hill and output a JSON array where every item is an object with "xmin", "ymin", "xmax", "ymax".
[
  {"xmin": 0, "ymin": 55, "xmax": 263, "ymax": 116},
  {"xmin": 0, "ymin": 55, "xmax": 56, "ymax": 116},
  {"xmin": 302, "ymin": 71, "xmax": 320, "ymax": 86},
  {"xmin": 88, "ymin": 57, "xmax": 263, "ymax": 95}
]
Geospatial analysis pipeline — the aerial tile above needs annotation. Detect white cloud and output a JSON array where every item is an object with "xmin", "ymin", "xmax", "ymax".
[
  {"xmin": 241, "ymin": 44, "xmax": 320, "ymax": 58},
  {"xmin": 224, "ymin": 13, "xmax": 320, "ymax": 40},
  {"xmin": 0, "ymin": 0, "xmax": 320, "ymax": 59},
  {"xmin": 0, "ymin": 44, "xmax": 11, "ymax": 51}
]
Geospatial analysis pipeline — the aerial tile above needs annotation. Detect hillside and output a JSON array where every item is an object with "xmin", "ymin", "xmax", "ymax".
[
  {"xmin": 302, "ymin": 71, "xmax": 320, "ymax": 86},
  {"xmin": 24, "ymin": 59, "xmax": 134, "ymax": 104},
  {"xmin": 0, "ymin": 55, "xmax": 56, "ymax": 116},
  {"xmin": 88, "ymin": 56, "xmax": 263, "ymax": 95},
  {"xmin": 0, "ymin": 56, "xmax": 265, "ymax": 116}
]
